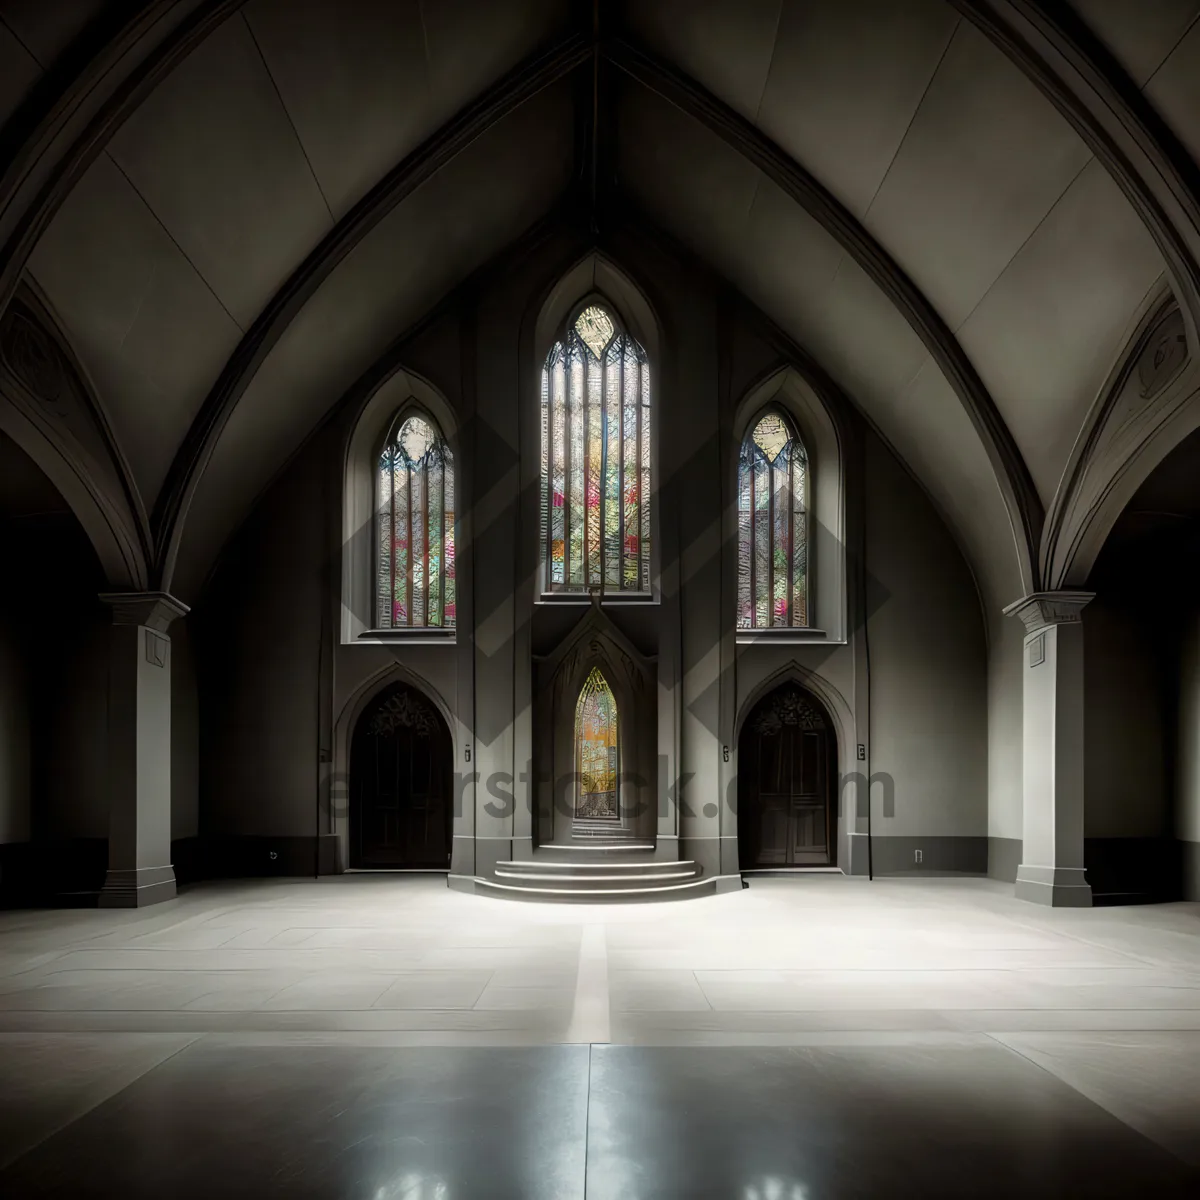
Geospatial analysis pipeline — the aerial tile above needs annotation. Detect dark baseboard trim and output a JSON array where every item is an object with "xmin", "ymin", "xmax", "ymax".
[
  {"xmin": 172, "ymin": 835, "xmax": 342, "ymax": 883},
  {"xmin": 862, "ymin": 835, "xmax": 988, "ymax": 876}
]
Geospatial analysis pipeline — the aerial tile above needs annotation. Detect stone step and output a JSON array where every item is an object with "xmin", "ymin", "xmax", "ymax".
[
  {"xmin": 530, "ymin": 842, "xmax": 657, "ymax": 863},
  {"xmin": 471, "ymin": 875, "xmax": 719, "ymax": 903},
  {"xmin": 495, "ymin": 862, "xmax": 699, "ymax": 890}
]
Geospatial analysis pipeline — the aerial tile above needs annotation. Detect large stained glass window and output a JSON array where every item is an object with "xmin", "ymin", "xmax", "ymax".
[
  {"xmin": 376, "ymin": 412, "xmax": 455, "ymax": 628},
  {"xmin": 540, "ymin": 303, "xmax": 651, "ymax": 593},
  {"xmin": 737, "ymin": 411, "xmax": 808, "ymax": 629},
  {"xmin": 575, "ymin": 667, "xmax": 619, "ymax": 818}
]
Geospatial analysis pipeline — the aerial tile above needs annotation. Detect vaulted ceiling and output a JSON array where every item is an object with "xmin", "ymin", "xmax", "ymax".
[{"xmin": 3, "ymin": 0, "xmax": 1200, "ymax": 614}]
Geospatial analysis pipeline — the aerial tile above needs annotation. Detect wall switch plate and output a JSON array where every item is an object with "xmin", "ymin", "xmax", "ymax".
[{"xmin": 857, "ymin": 744, "xmax": 865, "ymax": 760}]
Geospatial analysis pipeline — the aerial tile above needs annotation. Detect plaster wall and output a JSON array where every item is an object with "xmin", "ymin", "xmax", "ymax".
[{"xmin": 863, "ymin": 429, "xmax": 987, "ymax": 839}]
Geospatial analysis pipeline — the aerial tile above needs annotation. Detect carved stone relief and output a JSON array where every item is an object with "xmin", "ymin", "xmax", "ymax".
[
  {"xmin": 367, "ymin": 688, "xmax": 438, "ymax": 737},
  {"xmin": 750, "ymin": 684, "xmax": 826, "ymax": 735},
  {"xmin": 1137, "ymin": 307, "xmax": 1187, "ymax": 400},
  {"xmin": 0, "ymin": 304, "xmax": 72, "ymax": 419}
]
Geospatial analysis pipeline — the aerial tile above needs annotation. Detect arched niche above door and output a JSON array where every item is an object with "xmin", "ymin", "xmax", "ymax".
[{"xmin": 532, "ymin": 599, "xmax": 656, "ymax": 846}]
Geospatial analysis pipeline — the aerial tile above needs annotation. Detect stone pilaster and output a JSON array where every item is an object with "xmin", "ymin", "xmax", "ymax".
[
  {"xmin": 98, "ymin": 591, "xmax": 189, "ymax": 908},
  {"xmin": 1003, "ymin": 590, "xmax": 1094, "ymax": 907}
]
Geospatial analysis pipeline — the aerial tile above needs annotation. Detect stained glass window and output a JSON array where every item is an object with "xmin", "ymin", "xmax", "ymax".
[
  {"xmin": 376, "ymin": 412, "xmax": 455, "ymax": 629},
  {"xmin": 737, "ymin": 411, "xmax": 808, "ymax": 629},
  {"xmin": 540, "ymin": 304, "xmax": 651, "ymax": 593},
  {"xmin": 575, "ymin": 667, "xmax": 619, "ymax": 818}
]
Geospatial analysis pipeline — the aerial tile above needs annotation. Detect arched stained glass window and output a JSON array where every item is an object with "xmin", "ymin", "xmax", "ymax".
[
  {"xmin": 540, "ymin": 303, "xmax": 651, "ymax": 594},
  {"xmin": 738, "ymin": 411, "xmax": 808, "ymax": 629},
  {"xmin": 376, "ymin": 412, "xmax": 455, "ymax": 628},
  {"xmin": 575, "ymin": 667, "xmax": 619, "ymax": 818}
]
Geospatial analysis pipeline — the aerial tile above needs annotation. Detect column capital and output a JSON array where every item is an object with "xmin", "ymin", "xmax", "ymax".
[
  {"xmin": 99, "ymin": 590, "xmax": 189, "ymax": 631},
  {"xmin": 1002, "ymin": 590, "xmax": 1094, "ymax": 635}
]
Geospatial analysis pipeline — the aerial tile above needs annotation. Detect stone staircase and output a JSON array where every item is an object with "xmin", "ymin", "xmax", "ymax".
[{"xmin": 471, "ymin": 841, "xmax": 721, "ymax": 902}]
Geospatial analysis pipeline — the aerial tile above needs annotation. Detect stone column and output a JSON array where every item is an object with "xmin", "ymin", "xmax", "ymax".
[
  {"xmin": 98, "ymin": 591, "xmax": 189, "ymax": 907},
  {"xmin": 1003, "ymin": 590, "xmax": 1094, "ymax": 907}
]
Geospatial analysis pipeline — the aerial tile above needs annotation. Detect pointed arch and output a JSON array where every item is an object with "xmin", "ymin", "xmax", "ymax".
[
  {"xmin": 341, "ymin": 367, "xmax": 460, "ymax": 643},
  {"xmin": 375, "ymin": 408, "xmax": 455, "ymax": 629},
  {"xmin": 574, "ymin": 666, "xmax": 620, "ymax": 818},
  {"xmin": 539, "ymin": 298, "xmax": 652, "ymax": 594},
  {"xmin": 737, "ymin": 408, "xmax": 810, "ymax": 629}
]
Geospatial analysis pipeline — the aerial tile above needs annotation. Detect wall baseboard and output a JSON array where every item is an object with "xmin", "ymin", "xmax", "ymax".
[
  {"xmin": 851, "ymin": 834, "xmax": 988, "ymax": 876},
  {"xmin": 172, "ymin": 835, "xmax": 342, "ymax": 882}
]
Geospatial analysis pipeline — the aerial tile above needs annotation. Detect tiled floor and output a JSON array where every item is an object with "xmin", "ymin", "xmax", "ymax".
[{"xmin": 0, "ymin": 874, "xmax": 1197, "ymax": 1196}]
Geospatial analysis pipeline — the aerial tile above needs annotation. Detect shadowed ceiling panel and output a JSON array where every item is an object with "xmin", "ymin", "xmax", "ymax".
[
  {"xmin": 958, "ymin": 158, "xmax": 1163, "ymax": 505},
  {"xmin": 617, "ymin": 81, "xmax": 1020, "ymax": 608},
  {"xmin": 619, "ymin": 82, "xmax": 928, "ymax": 409},
  {"xmin": 614, "ymin": 0, "xmax": 782, "ymax": 117},
  {"xmin": 0, "ymin": 18, "xmax": 39, "ymax": 130},
  {"xmin": 0, "ymin": 0, "xmax": 105, "ymax": 65},
  {"xmin": 175, "ymin": 82, "xmax": 575, "ymax": 597},
  {"xmin": 862, "ymin": 21, "xmax": 1093, "ymax": 330},
  {"xmin": 246, "ymin": 0, "xmax": 571, "ymax": 220},
  {"xmin": 755, "ymin": 0, "xmax": 958, "ymax": 218},
  {"xmin": 28, "ymin": 152, "xmax": 242, "ymax": 509},
  {"xmin": 1144, "ymin": 18, "xmax": 1200, "ymax": 166},
  {"xmin": 1071, "ymin": 0, "xmax": 1200, "ymax": 86},
  {"xmin": 108, "ymin": 13, "xmax": 335, "ymax": 329},
  {"xmin": 620, "ymin": 0, "xmax": 783, "ymax": 118}
]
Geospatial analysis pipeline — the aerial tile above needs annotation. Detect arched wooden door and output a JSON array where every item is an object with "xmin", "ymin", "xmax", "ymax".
[
  {"xmin": 738, "ymin": 684, "xmax": 836, "ymax": 868},
  {"xmin": 350, "ymin": 683, "xmax": 451, "ymax": 868}
]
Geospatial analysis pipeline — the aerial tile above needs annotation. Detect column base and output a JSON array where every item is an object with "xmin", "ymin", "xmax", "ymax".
[
  {"xmin": 98, "ymin": 865, "xmax": 177, "ymax": 908},
  {"xmin": 1014, "ymin": 864, "xmax": 1092, "ymax": 907}
]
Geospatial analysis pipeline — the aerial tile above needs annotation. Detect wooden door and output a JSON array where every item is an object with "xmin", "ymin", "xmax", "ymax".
[
  {"xmin": 738, "ymin": 684, "xmax": 835, "ymax": 868},
  {"xmin": 350, "ymin": 684, "xmax": 451, "ymax": 868}
]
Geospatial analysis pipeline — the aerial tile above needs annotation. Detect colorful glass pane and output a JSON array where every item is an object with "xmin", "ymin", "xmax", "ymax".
[
  {"xmin": 575, "ymin": 667, "xmax": 618, "ymax": 818},
  {"xmin": 737, "ymin": 410, "xmax": 808, "ymax": 630},
  {"xmin": 568, "ymin": 350, "xmax": 585, "ymax": 587},
  {"xmin": 374, "ymin": 410, "xmax": 454, "ymax": 629},
  {"xmin": 541, "ymin": 305, "xmax": 650, "ymax": 594}
]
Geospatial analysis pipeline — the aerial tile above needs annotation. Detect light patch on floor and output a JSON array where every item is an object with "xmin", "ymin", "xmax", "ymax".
[{"xmin": 0, "ymin": 874, "xmax": 1198, "ymax": 1171}]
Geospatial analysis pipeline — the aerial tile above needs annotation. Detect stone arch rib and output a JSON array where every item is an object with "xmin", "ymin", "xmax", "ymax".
[{"xmin": 604, "ymin": 35, "xmax": 1043, "ymax": 595}]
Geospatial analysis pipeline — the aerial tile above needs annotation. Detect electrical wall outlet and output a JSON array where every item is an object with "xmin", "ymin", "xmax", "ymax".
[{"xmin": 914, "ymin": 849, "xmax": 923, "ymax": 864}]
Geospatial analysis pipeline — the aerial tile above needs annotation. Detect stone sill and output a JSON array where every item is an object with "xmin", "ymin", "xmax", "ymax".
[{"xmin": 355, "ymin": 628, "xmax": 456, "ymax": 646}]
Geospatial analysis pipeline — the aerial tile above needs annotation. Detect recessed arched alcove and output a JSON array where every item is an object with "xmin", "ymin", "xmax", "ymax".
[
  {"xmin": 532, "ymin": 600, "xmax": 656, "ymax": 846},
  {"xmin": 331, "ymin": 662, "xmax": 458, "ymax": 873},
  {"xmin": 348, "ymin": 680, "xmax": 453, "ymax": 869},
  {"xmin": 736, "ymin": 681, "xmax": 838, "ymax": 870}
]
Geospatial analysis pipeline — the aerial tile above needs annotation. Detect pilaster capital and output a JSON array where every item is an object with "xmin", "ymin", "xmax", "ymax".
[
  {"xmin": 99, "ymin": 591, "xmax": 189, "ymax": 632},
  {"xmin": 1002, "ymin": 590, "xmax": 1094, "ymax": 635}
]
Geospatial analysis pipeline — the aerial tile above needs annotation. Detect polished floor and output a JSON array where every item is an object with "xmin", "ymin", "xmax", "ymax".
[{"xmin": 0, "ymin": 874, "xmax": 1197, "ymax": 1196}]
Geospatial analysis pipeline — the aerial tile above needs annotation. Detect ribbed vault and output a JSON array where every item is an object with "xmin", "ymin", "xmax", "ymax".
[{"xmin": 3, "ymin": 0, "xmax": 1200, "ymax": 617}]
